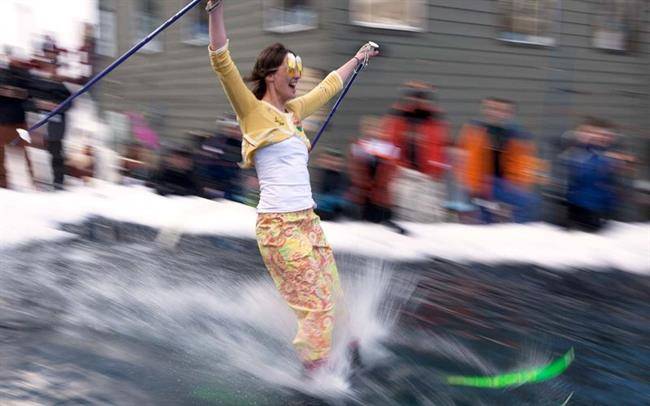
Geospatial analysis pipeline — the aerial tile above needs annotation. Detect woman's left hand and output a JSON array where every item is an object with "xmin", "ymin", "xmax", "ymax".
[
  {"xmin": 354, "ymin": 42, "xmax": 380, "ymax": 62},
  {"xmin": 337, "ymin": 42, "xmax": 380, "ymax": 82}
]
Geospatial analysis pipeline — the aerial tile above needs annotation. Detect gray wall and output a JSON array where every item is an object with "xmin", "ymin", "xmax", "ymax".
[
  {"xmin": 323, "ymin": 0, "xmax": 649, "ymax": 159},
  {"xmin": 96, "ymin": 0, "xmax": 648, "ymax": 166}
]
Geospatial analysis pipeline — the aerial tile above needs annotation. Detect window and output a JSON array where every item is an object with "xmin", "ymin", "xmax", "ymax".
[
  {"xmin": 185, "ymin": 5, "xmax": 209, "ymax": 45},
  {"xmin": 98, "ymin": 0, "xmax": 117, "ymax": 57},
  {"xmin": 350, "ymin": 0, "xmax": 427, "ymax": 32},
  {"xmin": 264, "ymin": 0, "xmax": 318, "ymax": 33},
  {"xmin": 498, "ymin": 0, "xmax": 557, "ymax": 46},
  {"xmin": 133, "ymin": 0, "xmax": 162, "ymax": 52},
  {"xmin": 592, "ymin": 0, "xmax": 642, "ymax": 52}
]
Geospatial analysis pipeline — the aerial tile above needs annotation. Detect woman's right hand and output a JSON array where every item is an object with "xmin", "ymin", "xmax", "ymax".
[{"xmin": 207, "ymin": 0, "xmax": 227, "ymax": 51}]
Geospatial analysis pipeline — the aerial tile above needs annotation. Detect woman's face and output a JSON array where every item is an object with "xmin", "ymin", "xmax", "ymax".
[{"xmin": 268, "ymin": 54, "xmax": 301, "ymax": 102}]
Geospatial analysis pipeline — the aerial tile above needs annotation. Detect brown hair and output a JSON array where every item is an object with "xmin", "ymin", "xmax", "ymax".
[
  {"xmin": 484, "ymin": 97, "xmax": 514, "ymax": 106},
  {"xmin": 582, "ymin": 116, "xmax": 614, "ymax": 130},
  {"xmin": 247, "ymin": 43, "xmax": 292, "ymax": 100}
]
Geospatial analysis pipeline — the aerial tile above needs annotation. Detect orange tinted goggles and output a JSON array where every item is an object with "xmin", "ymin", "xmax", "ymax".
[{"xmin": 286, "ymin": 53, "xmax": 303, "ymax": 78}]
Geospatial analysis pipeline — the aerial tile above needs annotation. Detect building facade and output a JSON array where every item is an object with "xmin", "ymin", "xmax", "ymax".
[{"xmin": 95, "ymin": 0, "xmax": 649, "ymax": 166}]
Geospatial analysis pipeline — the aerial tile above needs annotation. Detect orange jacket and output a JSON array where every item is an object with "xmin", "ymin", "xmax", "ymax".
[
  {"xmin": 384, "ymin": 111, "xmax": 448, "ymax": 179},
  {"xmin": 458, "ymin": 122, "xmax": 537, "ymax": 197}
]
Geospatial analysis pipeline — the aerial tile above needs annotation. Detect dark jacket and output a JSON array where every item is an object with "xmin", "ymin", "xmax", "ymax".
[
  {"xmin": 0, "ymin": 65, "xmax": 32, "ymax": 125},
  {"xmin": 153, "ymin": 168, "xmax": 200, "ymax": 197},
  {"xmin": 30, "ymin": 75, "xmax": 72, "ymax": 141}
]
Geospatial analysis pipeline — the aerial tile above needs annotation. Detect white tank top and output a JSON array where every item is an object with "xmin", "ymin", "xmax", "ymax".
[{"xmin": 253, "ymin": 135, "xmax": 314, "ymax": 213}]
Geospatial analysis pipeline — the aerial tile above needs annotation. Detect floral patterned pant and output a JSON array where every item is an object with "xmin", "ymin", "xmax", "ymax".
[{"xmin": 256, "ymin": 209, "xmax": 341, "ymax": 362}]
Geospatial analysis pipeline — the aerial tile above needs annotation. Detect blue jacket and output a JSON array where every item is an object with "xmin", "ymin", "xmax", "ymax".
[{"xmin": 565, "ymin": 146, "xmax": 616, "ymax": 213}]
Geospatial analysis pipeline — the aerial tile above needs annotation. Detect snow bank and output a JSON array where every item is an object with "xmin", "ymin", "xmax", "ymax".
[{"xmin": 1, "ymin": 183, "xmax": 648, "ymax": 274}]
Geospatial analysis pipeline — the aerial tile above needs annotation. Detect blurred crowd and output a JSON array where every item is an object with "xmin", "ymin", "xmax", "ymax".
[
  {"xmin": 1, "ymin": 28, "xmax": 95, "ymax": 190},
  {"xmin": 310, "ymin": 82, "xmax": 639, "ymax": 233},
  {"xmin": 113, "ymin": 81, "xmax": 642, "ymax": 233},
  {"xmin": 1, "ymin": 33, "xmax": 645, "ymax": 233}
]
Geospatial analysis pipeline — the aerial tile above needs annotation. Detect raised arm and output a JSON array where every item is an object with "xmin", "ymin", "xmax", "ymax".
[
  {"xmin": 207, "ymin": 0, "xmax": 257, "ymax": 118},
  {"xmin": 208, "ymin": 0, "xmax": 227, "ymax": 51},
  {"xmin": 287, "ymin": 43, "xmax": 379, "ymax": 119}
]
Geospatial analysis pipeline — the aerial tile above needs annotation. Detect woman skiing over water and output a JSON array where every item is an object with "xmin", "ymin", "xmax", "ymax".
[{"xmin": 207, "ymin": 0, "xmax": 379, "ymax": 373}]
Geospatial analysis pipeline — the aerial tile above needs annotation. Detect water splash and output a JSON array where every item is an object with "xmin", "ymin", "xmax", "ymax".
[
  {"xmin": 4, "ymin": 231, "xmax": 638, "ymax": 404},
  {"xmin": 1, "ymin": 240, "xmax": 416, "ymax": 401}
]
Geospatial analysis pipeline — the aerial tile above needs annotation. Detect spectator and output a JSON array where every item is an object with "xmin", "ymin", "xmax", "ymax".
[
  {"xmin": 127, "ymin": 111, "xmax": 160, "ymax": 150},
  {"xmin": 152, "ymin": 146, "xmax": 200, "ymax": 196},
  {"xmin": 313, "ymin": 148, "xmax": 350, "ymax": 221},
  {"xmin": 0, "ymin": 56, "xmax": 34, "ymax": 189},
  {"xmin": 385, "ymin": 82, "xmax": 449, "ymax": 222},
  {"xmin": 458, "ymin": 97, "xmax": 538, "ymax": 223},
  {"xmin": 240, "ymin": 171, "xmax": 260, "ymax": 208},
  {"xmin": 66, "ymin": 145, "xmax": 96, "ymax": 184},
  {"xmin": 30, "ymin": 46, "xmax": 73, "ymax": 190},
  {"xmin": 443, "ymin": 141, "xmax": 476, "ymax": 222},
  {"xmin": 191, "ymin": 130, "xmax": 221, "ymax": 197},
  {"xmin": 120, "ymin": 141, "xmax": 156, "ymax": 183},
  {"xmin": 561, "ymin": 118, "xmax": 620, "ymax": 231},
  {"xmin": 218, "ymin": 119, "xmax": 243, "ymax": 200},
  {"xmin": 41, "ymin": 35, "xmax": 60, "ymax": 58},
  {"xmin": 77, "ymin": 23, "xmax": 96, "ymax": 83},
  {"xmin": 349, "ymin": 116, "xmax": 405, "ymax": 233},
  {"xmin": 193, "ymin": 118, "xmax": 243, "ymax": 200}
]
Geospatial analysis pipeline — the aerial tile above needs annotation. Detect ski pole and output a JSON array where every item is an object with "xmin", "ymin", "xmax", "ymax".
[{"xmin": 310, "ymin": 41, "xmax": 379, "ymax": 152}]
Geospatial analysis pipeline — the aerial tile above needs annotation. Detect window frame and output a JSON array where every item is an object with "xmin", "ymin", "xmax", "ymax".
[
  {"xmin": 132, "ymin": 0, "xmax": 163, "ymax": 54},
  {"xmin": 263, "ymin": 0, "xmax": 319, "ymax": 34},
  {"xmin": 591, "ymin": 0, "xmax": 642, "ymax": 53},
  {"xmin": 497, "ymin": 0, "xmax": 558, "ymax": 47},
  {"xmin": 97, "ymin": 0, "xmax": 118, "ymax": 57},
  {"xmin": 349, "ymin": 0, "xmax": 428, "ymax": 33},
  {"xmin": 183, "ymin": 4, "xmax": 210, "ymax": 46}
]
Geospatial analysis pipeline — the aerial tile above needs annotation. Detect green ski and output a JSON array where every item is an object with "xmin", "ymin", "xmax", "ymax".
[{"xmin": 447, "ymin": 348, "xmax": 575, "ymax": 388}]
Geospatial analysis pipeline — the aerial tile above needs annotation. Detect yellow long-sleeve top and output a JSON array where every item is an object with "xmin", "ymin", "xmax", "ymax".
[{"xmin": 209, "ymin": 42, "xmax": 344, "ymax": 168}]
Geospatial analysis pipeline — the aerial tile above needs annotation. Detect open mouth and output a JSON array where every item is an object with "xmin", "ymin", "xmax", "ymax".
[{"xmin": 288, "ymin": 81, "xmax": 297, "ymax": 91}]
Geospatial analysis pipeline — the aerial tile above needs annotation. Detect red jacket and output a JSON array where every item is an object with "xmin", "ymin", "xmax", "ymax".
[
  {"xmin": 348, "ymin": 139, "xmax": 399, "ymax": 207},
  {"xmin": 384, "ymin": 109, "xmax": 448, "ymax": 179}
]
